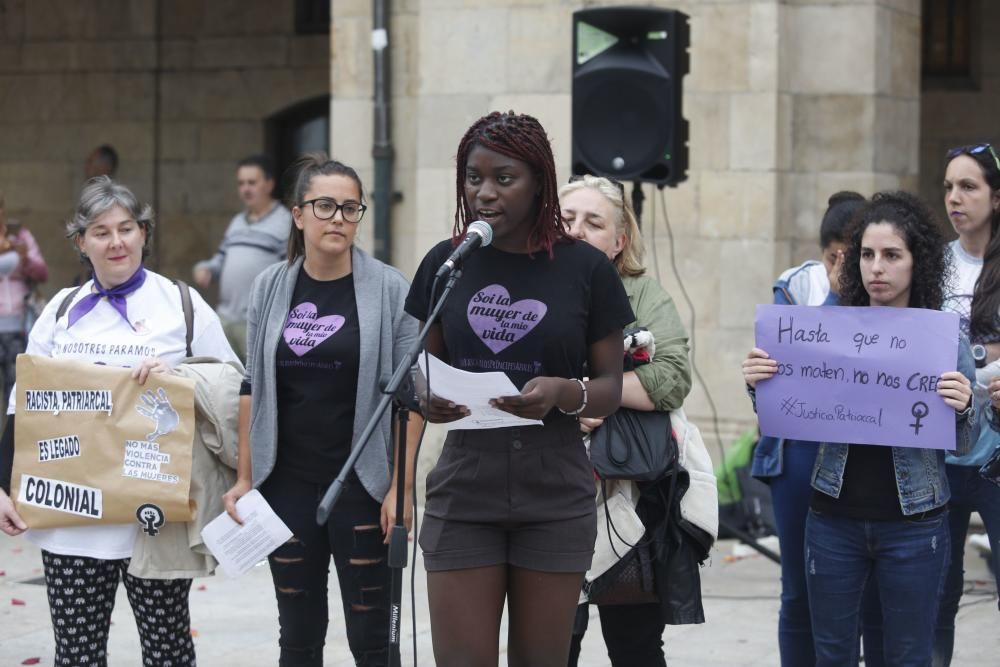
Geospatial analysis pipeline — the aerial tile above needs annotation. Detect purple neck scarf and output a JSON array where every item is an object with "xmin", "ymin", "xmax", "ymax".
[{"xmin": 67, "ymin": 266, "xmax": 147, "ymax": 329}]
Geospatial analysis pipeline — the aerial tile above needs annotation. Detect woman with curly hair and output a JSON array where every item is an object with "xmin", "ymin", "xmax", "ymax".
[
  {"xmin": 405, "ymin": 112, "xmax": 633, "ymax": 666},
  {"xmin": 742, "ymin": 191, "xmax": 977, "ymax": 666}
]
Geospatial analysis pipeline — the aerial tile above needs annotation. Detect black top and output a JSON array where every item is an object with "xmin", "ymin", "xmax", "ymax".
[
  {"xmin": 0, "ymin": 416, "xmax": 12, "ymax": 494},
  {"xmin": 405, "ymin": 239, "xmax": 634, "ymax": 391},
  {"xmin": 810, "ymin": 444, "xmax": 920, "ymax": 521},
  {"xmin": 274, "ymin": 270, "xmax": 360, "ymax": 482}
]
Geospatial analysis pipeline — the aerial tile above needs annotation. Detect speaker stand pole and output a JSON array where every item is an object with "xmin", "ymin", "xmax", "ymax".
[{"xmin": 631, "ymin": 181, "xmax": 645, "ymax": 228}]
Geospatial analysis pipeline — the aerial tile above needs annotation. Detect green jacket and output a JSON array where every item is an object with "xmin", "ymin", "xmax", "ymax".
[{"xmin": 622, "ymin": 273, "xmax": 692, "ymax": 411}]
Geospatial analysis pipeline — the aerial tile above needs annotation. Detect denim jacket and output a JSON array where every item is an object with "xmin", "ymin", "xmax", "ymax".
[
  {"xmin": 751, "ymin": 262, "xmax": 837, "ymax": 481},
  {"xmin": 810, "ymin": 339, "xmax": 980, "ymax": 516}
]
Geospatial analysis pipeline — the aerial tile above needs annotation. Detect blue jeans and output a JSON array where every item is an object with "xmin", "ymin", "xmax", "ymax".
[
  {"xmin": 932, "ymin": 464, "xmax": 1000, "ymax": 666},
  {"xmin": 806, "ymin": 509, "xmax": 950, "ymax": 667},
  {"xmin": 770, "ymin": 441, "xmax": 820, "ymax": 666},
  {"xmin": 769, "ymin": 442, "xmax": 884, "ymax": 666}
]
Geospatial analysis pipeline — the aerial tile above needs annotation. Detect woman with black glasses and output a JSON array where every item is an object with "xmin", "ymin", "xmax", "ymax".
[
  {"xmin": 222, "ymin": 153, "xmax": 421, "ymax": 667},
  {"xmin": 934, "ymin": 143, "xmax": 1000, "ymax": 666}
]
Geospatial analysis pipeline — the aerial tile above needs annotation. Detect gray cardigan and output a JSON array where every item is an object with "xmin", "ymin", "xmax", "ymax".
[{"xmin": 244, "ymin": 246, "xmax": 418, "ymax": 502}]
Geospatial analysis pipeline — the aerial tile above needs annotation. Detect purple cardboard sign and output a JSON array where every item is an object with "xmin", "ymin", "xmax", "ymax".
[{"xmin": 754, "ymin": 305, "xmax": 960, "ymax": 450}]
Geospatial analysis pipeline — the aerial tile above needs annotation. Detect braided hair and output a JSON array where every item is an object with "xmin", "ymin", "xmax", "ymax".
[
  {"xmin": 453, "ymin": 111, "xmax": 568, "ymax": 255},
  {"xmin": 839, "ymin": 191, "xmax": 948, "ymax": 311}
]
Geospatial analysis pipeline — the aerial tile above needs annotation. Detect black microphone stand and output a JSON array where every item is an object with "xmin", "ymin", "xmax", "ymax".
[{"xmin": 316, "ymin": 266, "xmax": 464, "ymax": 666}]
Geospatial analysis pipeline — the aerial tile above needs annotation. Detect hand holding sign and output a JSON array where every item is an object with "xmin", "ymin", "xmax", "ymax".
[
  {"xmin": 742, "ymin": 348, "xmax": 778, "ymax": 388},
  {"xmin": 986, "ymin": 376, "xmax": 1000, "ymax": 410},
  {"xmin": 752, "ymin": 305, "xmax": 965, "ymax": 450},
  {"xmin": 937, "ymin": 371, "xmax": 972, "ymax": 413},
  {"xmin": 0, "ymin": 490, "xmax": 27, "ymax": 536},
  {"xmin": 131, "ymin": 356, "xmax": 169, "ymax": 386}
]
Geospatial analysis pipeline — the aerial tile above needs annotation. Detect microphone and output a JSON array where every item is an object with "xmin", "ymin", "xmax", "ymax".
[{"xmin": 434, "ymin": 220, "xmax": 493, "ymax": 278}]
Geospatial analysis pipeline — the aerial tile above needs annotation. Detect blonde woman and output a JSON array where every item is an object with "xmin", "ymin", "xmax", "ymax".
[{"xmin": 560, "ymin": 175, "xmax": 698, "ymax": 666}]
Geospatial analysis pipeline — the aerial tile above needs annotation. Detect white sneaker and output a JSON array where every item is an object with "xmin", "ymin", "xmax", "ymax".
[{"xmin": 969, "ymin": 532, "xmax": 992, "ymax": 555}]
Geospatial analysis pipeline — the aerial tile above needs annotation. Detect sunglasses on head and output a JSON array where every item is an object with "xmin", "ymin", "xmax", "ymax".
[
  {"xmin": 569, "ymin": 174, "xmax": 627, "ymax": 199},
  {"xmin": 946, "ymin": 143, "xmax": 1000, "ymax": 172}
]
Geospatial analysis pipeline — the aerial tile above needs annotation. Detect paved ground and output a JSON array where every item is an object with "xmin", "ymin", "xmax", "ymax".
[{"xmin": 1, "ymin": 527, "xmax": 997, "ymax": 666}]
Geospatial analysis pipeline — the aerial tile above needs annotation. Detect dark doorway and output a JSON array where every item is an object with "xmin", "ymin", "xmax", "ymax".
[{"xmin": 267, "ymin": 96, "xmax": 331, "ymax": 203}]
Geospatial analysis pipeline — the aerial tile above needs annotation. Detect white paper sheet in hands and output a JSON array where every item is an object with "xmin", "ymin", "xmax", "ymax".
[
  {"xmin": 200, "ymin": 490, "xmax": 293, "ymax": 577},
  {"xmin": 416, "ymin": 352, "xmax": 544, "ymax": 430}
]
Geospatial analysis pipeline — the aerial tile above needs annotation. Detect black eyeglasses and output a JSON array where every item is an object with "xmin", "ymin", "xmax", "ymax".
[
  {"xmin": 946, "ymin": 143, "xmax": 1000, "ymax": 172},
  {"xmin": 568, "ymin": 174, "xmax": 627, "ymax": 199},
  {"xmin": 299, "ymin": 198, "xmax": 367, "ymax": 223}
]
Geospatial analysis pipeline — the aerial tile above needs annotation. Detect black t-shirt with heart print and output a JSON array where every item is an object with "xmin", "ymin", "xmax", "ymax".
[
  {"xmin": 275, "ymin": 270, "xmax": 360, "ymax": 482},
  {"xmin": 405, "ymin": 238, "xmax": 634, "ymax": 393}
]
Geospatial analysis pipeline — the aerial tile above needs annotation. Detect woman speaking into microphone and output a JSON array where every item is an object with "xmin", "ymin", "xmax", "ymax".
[{"xmin": 405, "ymin": 111, "xmax": 634, "ymax": 666}]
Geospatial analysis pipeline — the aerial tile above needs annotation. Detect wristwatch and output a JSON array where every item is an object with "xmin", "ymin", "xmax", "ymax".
[{"xmin": 972, "ymin": 344, "xmax": 988, "ymax": 369}]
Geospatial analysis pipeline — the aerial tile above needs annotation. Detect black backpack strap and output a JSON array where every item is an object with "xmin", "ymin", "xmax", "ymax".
[
  {"xmin": 174, "ymin": 280, "xmax": 194, "ymax": 358},
  {"xmin": 55, "ymin": 286, "xmax": 84, "ymax": 322}
]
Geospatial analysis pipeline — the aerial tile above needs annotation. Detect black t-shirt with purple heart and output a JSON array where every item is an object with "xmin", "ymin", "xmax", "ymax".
[
  {"xmin": 275, "ymin": 269, "xmax": 360, "ymax": 482},
  {"xmin": 406, "ymin": 238, "xmax": 634, "ymax": 395}
]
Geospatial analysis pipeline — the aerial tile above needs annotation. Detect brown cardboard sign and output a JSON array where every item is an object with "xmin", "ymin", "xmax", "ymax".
[{"xmin": 11, "ymin": 355, "xmax": 196, "ymax": 528}]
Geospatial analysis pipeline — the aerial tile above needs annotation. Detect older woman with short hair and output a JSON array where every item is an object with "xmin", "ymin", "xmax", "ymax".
[{"xmin": 0, "ymin": 176, "xmax": 236, "ymax": 666}]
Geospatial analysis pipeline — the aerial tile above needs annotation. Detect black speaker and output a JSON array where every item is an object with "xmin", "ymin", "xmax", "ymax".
[{"xmin": 572, "ymin": 7, "xmax": 689, "ymax": 186}]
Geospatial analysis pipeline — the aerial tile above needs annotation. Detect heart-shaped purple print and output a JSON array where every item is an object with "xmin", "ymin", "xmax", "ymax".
[
  {"xmin": 467, "ymin": 284, "xmax": 547, "ymax": 354},
  {"xmin": 283, "ymin": 302, "xmax": 346, "ymax": 356}
]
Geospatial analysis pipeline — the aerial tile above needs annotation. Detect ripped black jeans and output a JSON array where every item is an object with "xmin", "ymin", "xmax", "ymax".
[{"xmin": 260, "ymin": 468, "xmax": 395, "ymax": 667}]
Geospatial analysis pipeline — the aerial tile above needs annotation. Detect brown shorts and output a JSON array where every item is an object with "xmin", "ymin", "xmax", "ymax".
[{"xmin": 419, "ymin": 417, "xmax": 597, "ymax": 573}]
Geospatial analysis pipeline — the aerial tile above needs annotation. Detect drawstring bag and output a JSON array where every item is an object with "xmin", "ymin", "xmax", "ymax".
[{"xmin": 589, "ymin": 408, "xmax": 676, "ymax": 482}]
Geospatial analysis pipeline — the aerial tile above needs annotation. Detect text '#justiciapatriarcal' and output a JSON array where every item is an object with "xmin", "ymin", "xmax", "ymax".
[{"xmin": 779, "ymin": 398, "xmax": 883, "ymax": 426}]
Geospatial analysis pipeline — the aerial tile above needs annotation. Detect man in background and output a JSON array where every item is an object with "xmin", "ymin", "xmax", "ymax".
[
  {"xmin": 193, "ymin": 155, "xmax": 290, "ymax": 361},
  {"xmin": 84, "ymin": 144, "xmax": 118, "ymax": 179}
]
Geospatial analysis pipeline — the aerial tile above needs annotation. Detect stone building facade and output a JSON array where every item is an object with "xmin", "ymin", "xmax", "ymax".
[
  {"xmin": 0, "ymin": 0, "xmax": 328, "ymax": 291},
  {"xmin": 0, "ymin": 0, "xmax": 996, "ymax": 452},
  {"xmin": 333, "ymin": 0, "xmax": 927, "ymax": 445}
]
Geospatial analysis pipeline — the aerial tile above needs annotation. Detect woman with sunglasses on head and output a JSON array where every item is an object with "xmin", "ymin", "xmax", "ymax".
[
  {"xmin": 222, "ymin": 153, "xmax": 421, "ymax": 667},
  {"xmin": 0, "ymin": 177, "xmax": 237, "ymax": 666},
  {"xmin": 559, "ymin": 174, "xmax": 698, "ymax": 666},
  {"xmin": 405, "ymin": 112, "xmax": 633, "ymax": 666},
  {"xmin": 743, "ymin": 191, "xmax": 977, "ymax": 666},
  {"xmin": 934, "ymin": 143, "xmax": 1000, "ymax": 666}
]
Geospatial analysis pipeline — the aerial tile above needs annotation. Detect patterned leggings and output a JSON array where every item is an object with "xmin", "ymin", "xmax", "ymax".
[{"xmin": 41, "ymin": 550, "xmax": 196, "ymax": 667}]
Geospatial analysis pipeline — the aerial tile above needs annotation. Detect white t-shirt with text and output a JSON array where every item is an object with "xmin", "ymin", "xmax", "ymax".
[{"xmin": 8, "ymin": 270, "xmax": 237, "ymax": 560}]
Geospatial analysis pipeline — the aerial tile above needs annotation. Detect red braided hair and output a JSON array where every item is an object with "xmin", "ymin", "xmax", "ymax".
[{"xmin": 453, "ymin": 111, "xmax": 569, "ymax": 255}]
